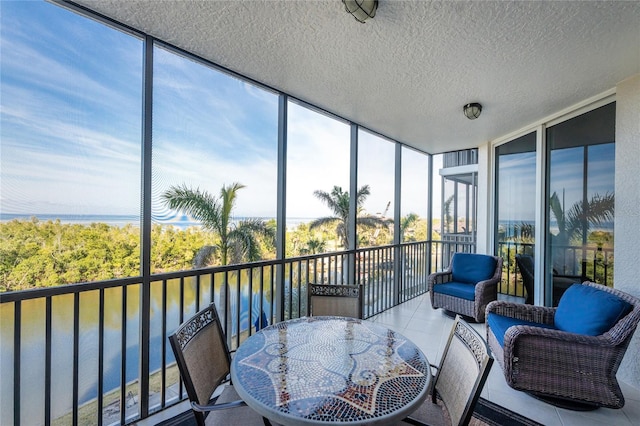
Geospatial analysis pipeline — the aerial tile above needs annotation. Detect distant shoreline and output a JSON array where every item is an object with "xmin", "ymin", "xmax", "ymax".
[{"xmin": 0, "ymin": 213, "xmax": 317, "ymax": 229}]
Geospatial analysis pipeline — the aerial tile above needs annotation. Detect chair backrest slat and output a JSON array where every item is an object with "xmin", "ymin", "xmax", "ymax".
[
  {"xmin": 434, "ymin": 316, "xmax": 493, "ymax": 426},
  {"xmin": 308, "ymin": 283, "xmax": 363, "ymax": 319},
  {"xmin": 169, "ymin": 303, "xmax": 232, "ymax": 424}
]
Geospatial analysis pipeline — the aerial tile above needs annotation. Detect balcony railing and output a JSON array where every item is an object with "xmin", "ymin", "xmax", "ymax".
[
  {"xmin": 442, "ymin": 149, "xmax": 478, "ymax": 168},
  {"xmin": 2, "ymin": 236, "xmax": 611, "ymax": 425},
  {"xmin": 1, "ymin": 241, "xmax": 446, "ymax": 426}
]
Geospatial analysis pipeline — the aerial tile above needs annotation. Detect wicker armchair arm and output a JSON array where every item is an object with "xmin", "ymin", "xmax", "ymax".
[
  {"xmin": 474, "ymin": 276, "xmax": 499, "ymax": 297},
  {"xmin": 486, "ymin": 300, "xmax": 556, "ymax": 325},
  {"xmin": 505, "ymin": 324, "xmax": 611, "ymax": 348},
  {"xmin": 428, "ymin": 270, "xmax": 452, "ymax": 286}
]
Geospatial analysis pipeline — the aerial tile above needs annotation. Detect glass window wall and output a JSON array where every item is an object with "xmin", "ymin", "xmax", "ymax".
[
  {"xmin": 357, "ymin": 130, "xmax": 395, "ymax": 248},
  {"xmin": 495, "ymin": 132, "xmax": 537, "ymax": 302},
  {"xmin": 152, "ymin": 45, "xmax": 278, "ymax": 271},
  {"xmin": 0, "ymin": 1, "xmax": 143, "ymax": 291},
  {"xmin": 285, "ymin": 102, "xmax": 350, "ymax": 255},
  {"xmin": 400, "ymin": 147, "xmax": 429, "ymax": 243},
  {"xmin": 546, "ymin": 102, "xmax": 615, "ymax": 305}
]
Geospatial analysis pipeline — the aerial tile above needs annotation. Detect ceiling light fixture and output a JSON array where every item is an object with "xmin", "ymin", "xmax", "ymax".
[
  {"xmin": 343, "ymin": 0, "xmax": 378, "ymax": 23},
  {"xmin": 463, "ymin": 103, "xmax": 482, "ymax": 120}
]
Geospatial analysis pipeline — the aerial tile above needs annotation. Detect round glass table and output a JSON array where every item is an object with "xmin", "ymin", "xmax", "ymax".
[{"xmin": 230, "ymin": 316, "xmax": 430, "ymax": 425}]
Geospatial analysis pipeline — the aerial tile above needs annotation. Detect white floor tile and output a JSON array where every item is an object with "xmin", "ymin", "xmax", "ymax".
[{"xmin": 368, "ymin": 293, "xmax": 640, "ymax": 426}]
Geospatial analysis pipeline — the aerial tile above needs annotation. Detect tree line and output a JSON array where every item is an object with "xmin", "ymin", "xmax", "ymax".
[{"xmin": 2, "ymin": 182, "xmax": 425, "ymax": 292}]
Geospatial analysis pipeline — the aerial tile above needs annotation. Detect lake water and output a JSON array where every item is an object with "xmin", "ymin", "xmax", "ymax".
[
  {"xmin": 0, "ymin": 213, "xmax": 321, "ymax": 424},
  {"xmin": 0, "ymin": 258, "xmax": 276, "ymax": 425}
]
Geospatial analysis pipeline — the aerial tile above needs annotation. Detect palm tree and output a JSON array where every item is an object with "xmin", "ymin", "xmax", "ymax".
[
  {"xmin": 162, "ymin": 182, "xmax": 275, "ymax": 267},
  {"xmin": 301, "ymin": 238, "xmax": 327, "ymax": 255},
  {"xmin": 310, "ymin": 185, "xmax": 391, "ymax": 248},
  {"xmin": 400, "ymin": 213, "xmax": 420, "ymax": 242}
]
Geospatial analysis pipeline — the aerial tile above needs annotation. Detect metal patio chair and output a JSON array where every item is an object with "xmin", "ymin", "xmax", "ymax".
[
  {"xmin": 169, "ymin": 303, "xmax": 271, "ymax": 426},
  {"xmin": 404, "ymin": 315, "xmax": 494, "ymax": 426}
]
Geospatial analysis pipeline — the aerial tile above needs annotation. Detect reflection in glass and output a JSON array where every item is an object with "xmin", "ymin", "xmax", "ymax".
[
  {"xmin": 495, "ymin": 132, "xmax": 536, "ymax": 301},
  {"xmin": 437, "ymin": 150, "xmax": 477, "ymax": 267},
  {"xmin": 546, "ymin": 103, "xmax": 615, "ymax": 305}
]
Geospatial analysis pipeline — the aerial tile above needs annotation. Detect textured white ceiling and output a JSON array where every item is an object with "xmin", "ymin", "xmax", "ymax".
[{"xmin": 70, "ymin": 0, "xmax": 640, "ymax": 154}]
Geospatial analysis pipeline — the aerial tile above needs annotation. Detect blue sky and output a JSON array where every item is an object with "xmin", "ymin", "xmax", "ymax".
[
  {"xmin": 1, "ymin": 1, "xmax": 143, "ymax": 216},
  {"xmin": 1, "ymin": 1, "xmax": 432, "ymax": 222},
  {"xmin": 498, "ymin": 151, "xmax": 537, "ymax": 222},
  {"xmin": 8, "ymin": 1, "xmax": 614, "ymax": 225}
]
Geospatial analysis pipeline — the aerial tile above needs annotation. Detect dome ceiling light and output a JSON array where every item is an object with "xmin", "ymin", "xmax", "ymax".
[
  {"xmin": 343, "ymin": 0, "xmax": 378, "ymax": 23},
  {"xmin": 463, "ymin": 103, "xmax": 482, "ymax": 120}
]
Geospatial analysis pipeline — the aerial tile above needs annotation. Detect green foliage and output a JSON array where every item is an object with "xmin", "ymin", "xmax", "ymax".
[
  {"xmin": 310, "ymin": 185, "xmax": 392, "ymax": 248},
  {"xmin": 0, "ymin": 218, "xmax": 213, "ymax": 292},
  {"xmin": 2, "ymin": 211, "xmax": 428, "ymax": 292}
]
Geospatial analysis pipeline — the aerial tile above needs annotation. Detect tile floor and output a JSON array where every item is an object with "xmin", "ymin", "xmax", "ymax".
[
  {"xmin": 369, "ymin": 294, "xmax": 640, "ymax": 426},
  {"xmin": 140, "ymin": 294, "xmax": 640, "ymax": 426}
]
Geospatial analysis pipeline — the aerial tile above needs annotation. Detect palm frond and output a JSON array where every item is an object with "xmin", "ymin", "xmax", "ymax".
[
  {"xmin": 161, "ymin": 185, "xmax": 221, "ymax": 231},
  {"xmin": 220, "ymin": 182, "xmax": 245, "ymax": 232},
  {"xmin": 585, "ymin": 192, "xmax": 615, "ymax": 225},
  {"xmin": 358, "ymin": 215, "xmax": 392, "ymax": 230},
  {"xmin": 313, "ymin": 189, "xmax": 338, "ymax": 212},
  {"xmin": 237, "ymin": 218, "xmax": 276, "ymax": 245},
  {"xmin": 549, "ymin": 192, "xmax": 566, "ymax": 235},
  {"xmin": 356, "ymin": 185, "xmax": 371, "ymax": 208},
  {"xmin": 228, "ymin": 226, "xmax": 260, "ymax": 262},
  {"xmin": 550, "ymin": 191, "xmax": 614, "ymax": 245},
  {"xmin": 309, "ymin": 216, "xmax": 340, "ymax": 230}
]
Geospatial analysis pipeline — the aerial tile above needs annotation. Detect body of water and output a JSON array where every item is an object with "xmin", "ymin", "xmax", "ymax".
[
  {"xmin": 0, "ymin": 213, "xmax": 317, "ymax": 230},
  {"xmin": 0, "ymin": 278, "xmax": 275, "ymax": 425}
]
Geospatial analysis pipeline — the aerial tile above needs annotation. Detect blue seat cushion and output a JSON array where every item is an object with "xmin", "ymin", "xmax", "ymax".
[
  {"xmin": 451, "ymin": 253, "xmax": 497, "ymax": 284},
  {"xmin": 487, "ymin": 313, "xmax": 555, "ymax": 347},
  {"xmin": 433, "ymin": 281, "xmax": 476, "ymax": 301},
  {"xmin": 554, "ymin": 284, "xmax": 632, "ymax": 336}
]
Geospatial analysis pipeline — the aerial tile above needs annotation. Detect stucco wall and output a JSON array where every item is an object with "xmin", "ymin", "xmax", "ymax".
[{"xmin": 615, "ymin": 73, "xmax": 640, "ymax": 390}]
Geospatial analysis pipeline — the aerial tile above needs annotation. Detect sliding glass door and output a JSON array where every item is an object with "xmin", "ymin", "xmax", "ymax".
[
  {"xmin": 495, "ymin": 132, "xmax": 537, "ymax": 302},
  {"xmin": 545, "ymin": 102, "xmax": 615, "ymax": 305},
  {"xmin": 494, "ymin": 101, "xmax": 615, "ymax": 306}
]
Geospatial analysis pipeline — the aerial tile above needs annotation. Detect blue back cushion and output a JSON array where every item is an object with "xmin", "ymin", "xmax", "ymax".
[
  {"xmin": 451, "ymin": 253, "xmax": 497, "ymax": 284},
  {"xmin": 554, "ymin": 284, "xmax": 632, "ymax": 336},
  {"xmin": 487, "ymin": 313, "xmax": 555, "ymax": 347}
]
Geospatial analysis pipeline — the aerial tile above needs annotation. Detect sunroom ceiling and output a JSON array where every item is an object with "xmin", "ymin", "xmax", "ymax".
[{"xmin": 70, "ymin": 0, "xmax": 640, "ymax": 154}]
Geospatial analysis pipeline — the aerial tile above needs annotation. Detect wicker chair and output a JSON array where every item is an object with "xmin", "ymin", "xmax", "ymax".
[
  {"xmin": 169, "ymin": 303, "xmax": 271, "ymax": 426},
  {"xmin": 486, "ymin": 282, "xmax": 640, "ymax": 409},
  {"xmin": 429, "ymin": 253, "xmax": 503, "ymax": 322},
  {"xmin": 515, "ymin": 254, "xmax": 535, "ymax": 304},
  {"xmin": 404, "ymin": 315, "xmax": 494, "ymax": 426},
  {"xmin": 515, "ymin": 253, "xmax": 591, "ymax": 306},
  {"xmin": 308, "ymin": 283, "xmax": 363, "ymax": 319}
]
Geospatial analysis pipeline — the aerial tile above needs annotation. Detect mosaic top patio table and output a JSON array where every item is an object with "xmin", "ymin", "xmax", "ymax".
[{"xmin": 230, "ymin": 316, "xmax": 431, "ymax": 425}]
